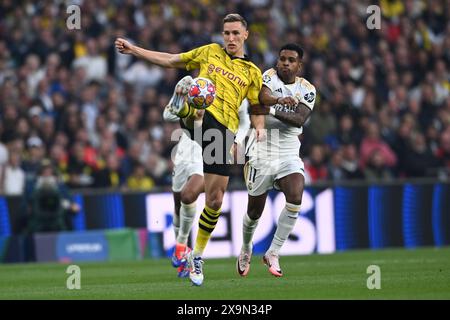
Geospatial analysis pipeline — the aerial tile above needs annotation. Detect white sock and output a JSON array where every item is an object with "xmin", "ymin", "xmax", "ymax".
[
  {"xmin": 177, "ymin": 201, "xmax": 197, "ymax": 244},
  {"xmin": 267, "ymin": 202, "xmax": 300, "ymax": 255},
  {"xmin": 242, "ymin": 213, "xmax": 259, "ymax": 252},
  {"xmin": 173, "ymin": 213, "xmax": 180, "ymax": 240}
]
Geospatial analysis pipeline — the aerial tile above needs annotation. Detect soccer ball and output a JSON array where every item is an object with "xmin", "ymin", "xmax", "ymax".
[{"xmin": 187, "ymin": 77, "xmax": 216, "ymax": 109}]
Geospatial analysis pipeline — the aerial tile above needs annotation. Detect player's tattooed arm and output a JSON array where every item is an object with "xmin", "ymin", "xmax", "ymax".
[
  {"xmin": 273, "ymin": 103, "xmax": 311, "ymax": 128},
  {"xmin": 254, "ymin": 85, "xmax": 312, "ymax": 128},
  {"xmin": 250, "ymin": 102, "xmax": 311, "ymax": 128}
]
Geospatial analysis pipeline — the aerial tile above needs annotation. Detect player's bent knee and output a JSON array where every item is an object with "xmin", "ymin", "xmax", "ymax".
[
  {"xmin": 206, "ymin": 189, "xmax": 224, "ymax": 208},
  {"xmin": 247, "ymin": 208, "xmax": 263, "ymax": 220},
  {"xmin": 285, "ymin": 195, "xmax": 302, "ymax": 206},
  {"xmin": 206, "ymin": 200, "xmax": 222, "ymax": 211},
  {"xmin": 180, "ymin": 190, "xmax": 198, "ymax": 205},
  {"xmin": 206, "ymin": 196, "xmax": 223, "ymax": 211}
]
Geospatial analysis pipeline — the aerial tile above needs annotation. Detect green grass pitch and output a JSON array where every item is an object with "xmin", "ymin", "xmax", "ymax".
[{"xmin": 0, "ymin": 247, "xmax": 449, "ymax": 299}]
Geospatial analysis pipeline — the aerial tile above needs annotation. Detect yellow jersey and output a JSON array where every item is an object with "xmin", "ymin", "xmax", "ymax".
[{"xmin": 180, "ymin": 43, "xmax": 262, "ymax": 133}]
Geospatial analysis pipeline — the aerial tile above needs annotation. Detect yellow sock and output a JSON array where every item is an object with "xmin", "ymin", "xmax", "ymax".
[
  {"xmin": 178, "ymin": 102, "xmax": 195, "ymax": 118},
  {"xmin": 181, "ymin": 106, "xmax": 199, "ymax": 129},
  {"xmin": 193, "ymin": 205, "xmax": 221, "ymax": 256}
]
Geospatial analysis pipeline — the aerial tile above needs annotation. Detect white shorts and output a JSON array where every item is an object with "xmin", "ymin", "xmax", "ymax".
[
  {"xmin": 244, "ymin": 158, "xmax": 305, "ymax": 196},
  {"xmin": 172, "ymin": 161, "xmax": 203, "ymax": 193}
]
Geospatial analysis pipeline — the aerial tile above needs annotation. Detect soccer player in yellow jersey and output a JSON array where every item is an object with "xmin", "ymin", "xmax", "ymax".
[{"xmin": 115, "ymin": 14, "xmax": 264, "ymax": 286}]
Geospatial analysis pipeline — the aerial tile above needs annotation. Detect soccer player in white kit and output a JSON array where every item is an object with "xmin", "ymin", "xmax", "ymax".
[
  {"xmin": 163, "ymin": 105, "xmax": 204, "ymax": 278},
  {"xmin": 236, "ymin": 44, "xmax": 316, "ymax": 277}
]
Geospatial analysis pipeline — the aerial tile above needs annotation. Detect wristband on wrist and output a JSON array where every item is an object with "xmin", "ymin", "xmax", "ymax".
[{"xmin": 269, "ymin": 106, "xmax": 276, "ymax": 116}]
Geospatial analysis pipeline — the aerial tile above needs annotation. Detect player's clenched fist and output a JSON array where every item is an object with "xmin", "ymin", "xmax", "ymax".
[{"xmin": 115, "ymin": 38, "xmax": 134, "ymax": 54}]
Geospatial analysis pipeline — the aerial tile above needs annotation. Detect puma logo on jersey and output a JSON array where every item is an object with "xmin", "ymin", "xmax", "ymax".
[{"xmin": 241, "ymin": 66, "xmax": 250, "ymax": 76}]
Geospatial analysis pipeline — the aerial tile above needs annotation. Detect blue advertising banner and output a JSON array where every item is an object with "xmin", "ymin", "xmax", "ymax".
[
  {"xmin": 145, "ymin": 183, "xmax": 450, "ymax": 258},
  {"xmin": 432, "ymin": 184, "xmax": 450, "ymax": 246},
  {"xmin": 0, "ymin": 197, "xmax": 11, "ymax": 237},
  {"xmin": 146, "ymin": 187, "xmax": 335, "ymax": 259},
  {"xmin": 56, "ymin": 231, "xmax": 109, "ymax": 262},
  {"xmin": 1, "ymin": 182, "xmax": 449, "ymax": 263},
  {"xmin": 367, "ymin": 185, "xmax": 403, "ymax": 248}
]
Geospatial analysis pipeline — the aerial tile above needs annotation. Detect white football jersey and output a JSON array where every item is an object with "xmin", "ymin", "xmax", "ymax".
[{"xmin": 247, "ymin": 68, "xmax": 316, "ymax": 161}]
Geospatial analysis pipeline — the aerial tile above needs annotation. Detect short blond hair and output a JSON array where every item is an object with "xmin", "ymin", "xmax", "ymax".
[{"xmin": 223, "ymin": 13, "xmax": 248, "ymax": 30}]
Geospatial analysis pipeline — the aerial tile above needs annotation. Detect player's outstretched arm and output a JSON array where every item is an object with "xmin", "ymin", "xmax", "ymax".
[{"xmin": 115, "ymin": 38, "xmax": 186, "ymax": 69}]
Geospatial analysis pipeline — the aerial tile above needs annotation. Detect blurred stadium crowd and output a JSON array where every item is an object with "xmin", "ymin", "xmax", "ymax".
[{"xmin": 0, "ymin": 0, "xmax": 449, "ymax": 196}]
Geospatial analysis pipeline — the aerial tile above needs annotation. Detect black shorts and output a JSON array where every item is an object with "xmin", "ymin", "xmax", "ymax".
[
  {"xmin": 179, "ymin": 111, "xmax": 235, "ymax": 176},
  {"xmin": 201, "ymin": 111, "xmax": 235, "ymax": 176}
]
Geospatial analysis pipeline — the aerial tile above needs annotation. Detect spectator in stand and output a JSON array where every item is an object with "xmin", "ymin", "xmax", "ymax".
[
  {"xmin": 403, "ymin": 132, "xmax": 440, "ymax": 177},
  {"xmin": 327, "ymin": 148, "xmax": 345, "ymax": 181},
  {"xmin": 305, "ymin": 100, "xmax": 337, "ymax": 146},
  {"xmin": 22, "ymin": 136, "xmax": 46, "ymax": 183},
  {"xmin": 392, "ymin": 114, "xmax": 416, "ymax": 176},
  {"xmin": 360, "ymin": 122, "xmax": 397, "ymax": 171},
  {"xmin": 0, "ymin": 152, "xmax": 25, "ymax": 195},
  {"xmin": 340, "ymin": 143, "xmax": 364, "ymax": 180},
  {"xmin": 72, "ymin": 38, "xmax": 107, "ymax": 82},
  {"xmin": 337, "ymin": 114, "xmax": 362, "ymax": 146},
  {"xmin": 121, "ymin": 142, "xmax": 144, "ymax": 179},
  {"xmin": 126, "ymin": 163, "xmax": 155, "ymax": 191},
  {"xmin": 67, "ymin": 142, "xmax": 94, "ymax": 189},
  {"xmin": 363, "ymin": 149, "xmax": 394, "ymax": 181},
  {"xmin": 305, "ymin": 144, "xmax": 328, "ymax": 183},
  {"xmin": 324, "ymin": 113, "xmax": 362, "ymax": 151},
  {"xmin": 93, "ymin": 153, "xmax": 124, "ymax": 188}
]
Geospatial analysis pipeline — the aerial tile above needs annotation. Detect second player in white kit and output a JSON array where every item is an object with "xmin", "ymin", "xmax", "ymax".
[
  {"xmin": 163, "ymin": 103, "xmax": 204, "ymax": 278},
  {"xmin": 245, "ymin": 67, "xmax": 315, "ymax": 196},
  {"xmin": 237, "ymin": 43, "xmax": 316, "ymax": 278}
]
